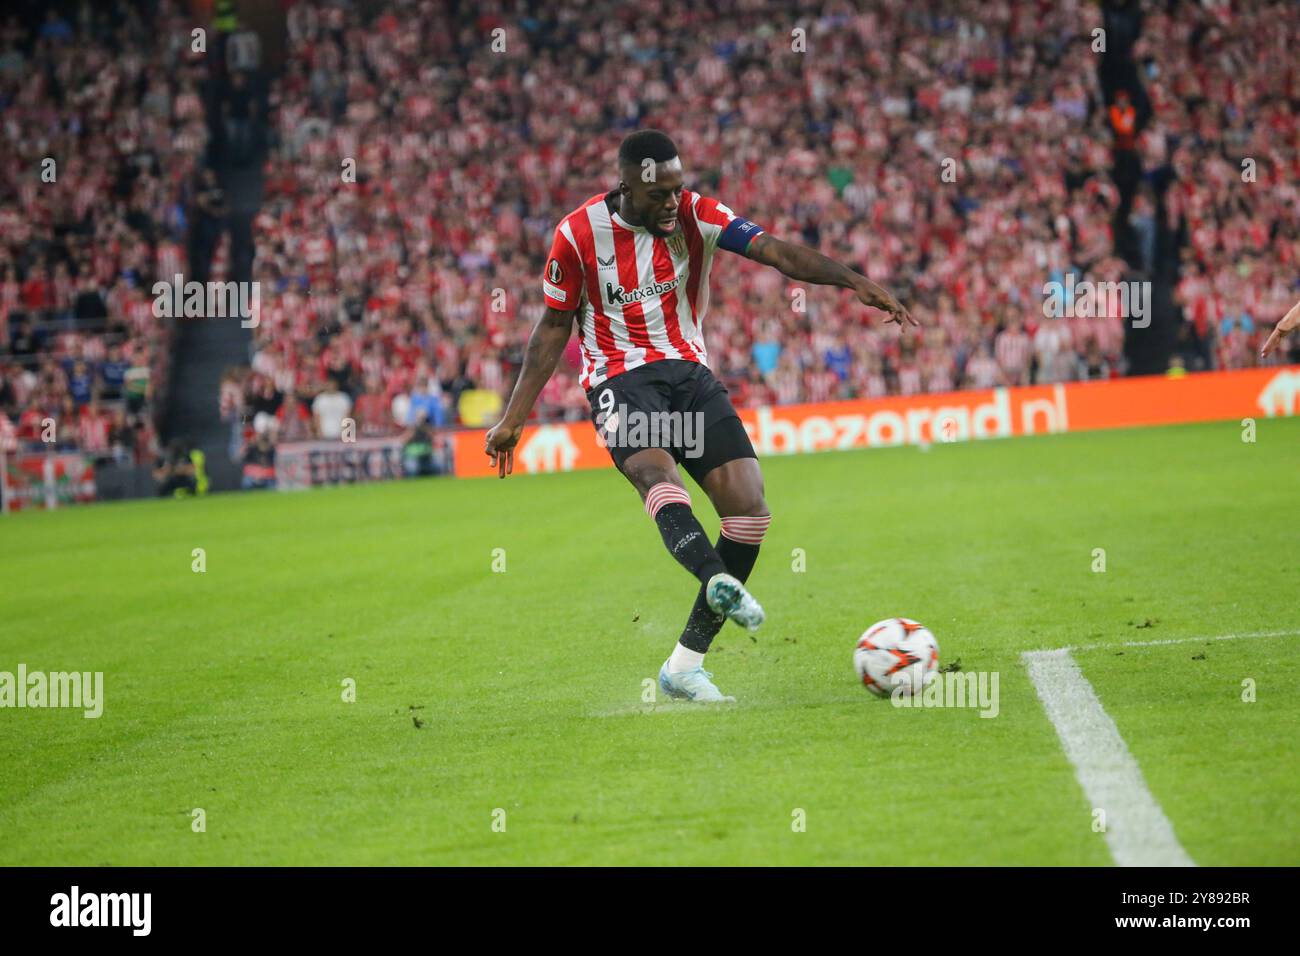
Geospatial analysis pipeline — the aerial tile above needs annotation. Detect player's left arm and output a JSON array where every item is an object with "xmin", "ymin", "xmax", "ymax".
[{"xmin": 742, "ymin": 232, "xmax": 916, "ymax": 327}]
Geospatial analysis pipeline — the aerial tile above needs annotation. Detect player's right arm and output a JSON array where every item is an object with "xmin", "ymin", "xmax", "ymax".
[
  {"xmin": 485, "ymin": 226, "xmax": 585, "ymax": 478},
  {"xmin": 1261, "ymin": 297, "xmax": 1300, "ymax": 357},
  {"xmin": 484, "ymin": 305, "xmax": 576, "ymax": 478}
]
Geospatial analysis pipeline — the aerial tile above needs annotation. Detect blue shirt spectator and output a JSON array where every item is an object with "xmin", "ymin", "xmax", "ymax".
[
  {"xmin": 1220, "ymin": 314, "xmax": 1254, "ymax": 337},
  {"xmin": 407, "ymin": 380, "xmax": 447, "ymax": 427},
  {"xmin": 826, "ymin": 345, "xmax": 852, "ymax": 381},
  {"xmin": 67, "ymin": 361, "xmax": 94, "ymax": 406},
  {"xmin": 752, "ymin": 340, "xmax": 781, "ymax": 375},
  {"xmin": 100, "ymin": 358, "xmax": 128, "ymax": 395},
  {"xmin": 39, "ymin": 13, "xmax": 73, "ymax": 42}
]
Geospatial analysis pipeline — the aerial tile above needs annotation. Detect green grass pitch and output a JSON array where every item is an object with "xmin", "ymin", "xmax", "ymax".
[{"xmin": 2, "ymin": 418, "xmax": 1297, "ymax": 865}]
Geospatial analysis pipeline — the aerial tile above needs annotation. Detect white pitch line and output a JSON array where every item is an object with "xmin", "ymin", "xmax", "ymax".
[
  {"xmin": 1031, "ymin": 627, "xmax": 1300, "ymax": 656},
  {"xmin": 1023, "ymin": 627, "xmax": 1299, "ymax": 866},
  {"xmin": 1023, "ymin": 647, "xmax": 1196, "ymax": 867}
]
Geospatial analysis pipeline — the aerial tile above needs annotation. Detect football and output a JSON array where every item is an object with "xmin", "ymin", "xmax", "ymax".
[{"xmin": 854, "ymin": 618, "xmax": 940, "ymax": 698}]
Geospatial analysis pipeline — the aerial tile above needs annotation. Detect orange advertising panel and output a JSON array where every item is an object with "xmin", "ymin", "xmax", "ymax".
[{"xmin": 452, "ymin": 366, "xmax": 1300, "ymax": 478}]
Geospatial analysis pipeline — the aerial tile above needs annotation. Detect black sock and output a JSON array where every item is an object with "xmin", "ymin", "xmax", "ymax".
[
  {"xmin": 653, "ymin": 502, "xmax": 727, "ymax": 585},
  {"xmin": 679, "ymin": 534, "xmax": 762, "ymax": 653},
  {"xmin": 717, "ymin": 533, "xmax": 762, "ymax": 584}
]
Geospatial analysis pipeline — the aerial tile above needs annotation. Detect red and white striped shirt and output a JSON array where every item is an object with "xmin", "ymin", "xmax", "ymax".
[
  {"xmin": 995, "ymin": 328, "xmax": 1033, "ymax": 382},
  {"xmin": 542, "ymin": 190, "xmax": 763, "ymax": 390}
]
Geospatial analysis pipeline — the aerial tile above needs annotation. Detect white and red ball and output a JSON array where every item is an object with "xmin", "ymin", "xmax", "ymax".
[{"xmin": 854, "ymin": 617, "xmax": 940, "ymax": 698}]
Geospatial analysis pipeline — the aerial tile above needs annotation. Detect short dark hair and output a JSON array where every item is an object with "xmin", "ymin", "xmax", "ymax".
[{"xmin": 618, "ymin": 129, "xmax": 678, "ymax": 169}]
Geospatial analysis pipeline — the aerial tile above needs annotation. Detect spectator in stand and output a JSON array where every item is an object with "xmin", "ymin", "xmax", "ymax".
[
  {"xmin": 72, "ymin": 273, "xmax": 109, "ymax": 327},
  {"xmin": 99, "ymin": 344, "xmax": 129, "ymax": 401},
  {"xmin": 751, "ymin": 322, "xmax": 782, "ymax": 377},
  {"xmin": 77, "ymin": 398, "xmax": 111, "ymax": 459},
  {"xmin": 352, "ymin": 381, "xmax": 394, "ymax": 437},
  {"xmin": 323, "ymin": 347, "xmax": 357, "ymax": 398},
  {"xmin": 1034, "ymin": 318, "xmax": 1075, "ymax": 385},
  {"xmin": 279, "ymin": 392, "xmax": 314, "ymax": 442},
  {"xmin": 241, "ymin": 414, "xmax": 278, "ymax": 490},
  {"xmin": 53, "ymin": 394, "xmax": 78, "ymax": 447},
  {"xmin": 67, "ymin": 360, "xmax": 94, "ymax": 408},
  {"xmin": 311, "ymin": 384, "xmax": 352, "ymax": 440},
  {"xmin": 965, "ymin": 344, "xmax": 1002, "ymax": 390},
  {"xmin": 123, "ymin": 351, "xmax": 151, "ymax": 417},
  {"xmin": 995, "ymin": 320, "xmax": 1033, "ymax": 387},
  {"xmin": 406, "ymin": 372, "xmax": 448, "ymax": 429},
  {"xmin": 1078, "ymin": 341, "xmax": 1112, "ymax": 381},
  {"xmin": 219, "ymin": 366, "xmax": 248, "ymax": 461},
  {"xmin": 107, "ymin": 407, "xmax": 137, "ymax": 465},
  {"xmin": 246, "ymin": 373, "xmax": 282, "ymax": 420}
]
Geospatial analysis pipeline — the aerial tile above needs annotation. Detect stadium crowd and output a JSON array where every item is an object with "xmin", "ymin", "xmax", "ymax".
[
  {"xmin": 231, "ymin": 0, "xmax": 1299, "ymax": 434},
  {"xmin": 0, "ymin": 0, "xmax": 208, "ymax": 460},
  {"xmin": 3, "ymin": 1, "xmax": 1297, "ymax": 460}
]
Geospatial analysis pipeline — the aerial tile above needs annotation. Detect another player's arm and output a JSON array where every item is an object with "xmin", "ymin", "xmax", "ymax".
[
  {"xmin": 1261, "ymin": 297, "xmax": 1300, "ymax": 357},
  {"xmin": 744, "ymin": 232, "xmax": 916, "ymax": 327},
  {"xmin": 484, "ymin": 306, "xmax": 576, "ymax": 478}
]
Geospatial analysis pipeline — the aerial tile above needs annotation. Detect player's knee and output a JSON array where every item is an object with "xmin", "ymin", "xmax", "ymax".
[
  {"xmin": 624, "ymin": 455, "xmax": 680, "ymax": 499},
  {"xmin": 629, "ymin": 466, "xmax": 682, "ymax": 500},
  {"xmin": 642, "ymin": 479, "xmax": 693, "ymax": 521},
  {"xmin": 726, "ymin": 489, "xmax": 768, "ymax": 519}
]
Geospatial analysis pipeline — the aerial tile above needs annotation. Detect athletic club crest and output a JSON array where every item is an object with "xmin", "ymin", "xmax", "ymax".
[{"xmin": 667, "ymin": 233, "xmax": 686, "ymax": 258}]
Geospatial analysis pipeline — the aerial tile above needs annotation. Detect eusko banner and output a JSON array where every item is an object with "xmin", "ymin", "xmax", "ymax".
[
  {"xmin": 275, "ymin": 437, "xmax": 406, "ymax": 490},
  {"xmin": 451, "ymin": 366, "xmax": 1300, "ymax": 478}
]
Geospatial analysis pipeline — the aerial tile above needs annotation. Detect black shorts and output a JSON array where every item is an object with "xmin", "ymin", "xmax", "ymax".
[{"xmin": 586, "ymin": 359, "xmax": 757, "ymax": 485}]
